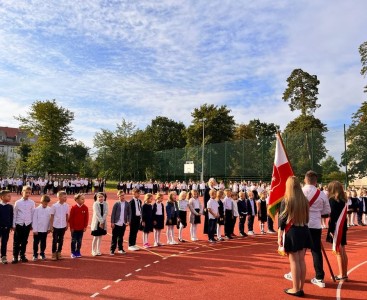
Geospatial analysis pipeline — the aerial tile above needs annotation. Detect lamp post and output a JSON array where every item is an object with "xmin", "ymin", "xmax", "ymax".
[{"xmin": 200, "ymin": 118, "xmax": 207, "ymax": 182}]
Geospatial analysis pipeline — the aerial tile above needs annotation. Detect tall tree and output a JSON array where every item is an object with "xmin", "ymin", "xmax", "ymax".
[
  {"xmin": 321, "ymin": 155, "xmax": 340, "ymax": 175},
  {"xmin": 15, "ymin": 100, "xmax": 74, "ymax": 174},
  {"xmin": 186, "ymin": 104, "xmax": 235, "ymax": 146},
  {"xmin": 360, "ymin": 41, "xmax": 367, "ymax": 92},
  {"xmin": 283, "ymin": 69, "xmax": 320, "ymax": 116},
  {"xmin": 0, "ymin": 153, "xmax": 9, "ymax": 176}
]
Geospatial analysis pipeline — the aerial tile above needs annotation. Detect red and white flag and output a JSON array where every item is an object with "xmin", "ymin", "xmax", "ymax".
[
  {"xmin": 332, "ymin": 204, "xmax": 347, "ymax": 254},
  {"xmin": 267, "ymin": 133, "xmax": 294, "ymax": 220}
]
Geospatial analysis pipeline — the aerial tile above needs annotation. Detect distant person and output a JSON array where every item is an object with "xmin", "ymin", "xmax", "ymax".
[
  {"xmin": 165, "ymin": 191, "xmax": 179, "ymax": 245},
  {"xmin": 203, "ymin": 178, "xmax": 217, "ymax": 234}
]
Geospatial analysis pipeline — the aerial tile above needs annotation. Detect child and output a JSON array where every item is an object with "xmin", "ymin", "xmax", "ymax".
[
  {"xmin": 69, "ymin": 193, "xmax": 89, "ymax": 258},
  {"xmin": 177, "ymin": 191, "xmax": 188, "ymax": 242},
  {"xmin": 166, "ymin": 191, "xmax": 179, "ymax": 245},
  {"xmin": 246, "ymin": 191, "xmax": 257, "ymax": 235},
  {"xmin": 223, "ymin": 189, "xmax": 234, "ymax": 239},
  {"xmin": 32, "ymin": 195, "xmax": 51, "ymax": 261},
  {"xmin": 231, "ymin": 192, "xmax": 239, "ymax": 236},
  {"xmin": 152, "ymin": 193, "xmax": 165, "ymax": 246},
  {"xmin": 361, "ymin": 189, "xmax": 367, "ymax": 225},
  {"xmin": 207, "ymin": 189, "xmax": 219, "ymax": 242},
  {"xmin": 12, "ymin": 186, "xmax": 35, "ymax": 263},
  {"xmin": 350, "ymin": 190, "xmax": 359, "ymax": 226},
  {"xmin": 141, "ymin": 193, "xmax": 154, "ymax": 248},
  {"xmin": 50, "ymin": 191, "xmax": 69, "ymax": 260},
  {"xmin": 127, "ymin": 188, "xmax": 142, "ymax": 251},
  {"xmin": 216, "ymin": 190, "xmax": 225, "ymax": 241},
  {"xmin": 91, "ymin": 192, "xmax": 108, "ymax": 256},
  {"xmin": 188, "ymin": 190, "xmax": 202, "ymax": 241},
  {"xmin": 237, "ymin": 191, "xmax": 248, "ymax": 237},
  {"xmin": 0, "ymin": 190, "xmax": 13, "ymax": 264},
  {"xmin": 256, "ymin": 191, "xmax": 267, "ymax": 234},
  {"xmin": 110, "ymin": 190, "xmax": 129, "ymax": 255},
  {"xmin": 346, "ymin": 191, "xmax": 353, "ymax": 227}
]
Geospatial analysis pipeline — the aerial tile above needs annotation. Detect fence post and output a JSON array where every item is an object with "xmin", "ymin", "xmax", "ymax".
[
  {"xmin": 311, "ymin": 128, "xmax": 314, "ymax": 170},
  {"xmin": 344, "ymin": 124, "xmax": 348, "ymax": 188}
]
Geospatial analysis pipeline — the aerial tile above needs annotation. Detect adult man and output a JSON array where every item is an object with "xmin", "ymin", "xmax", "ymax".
[{"xmin": 284, "ymin": 170, "xmax": 331, "ymax": 288}]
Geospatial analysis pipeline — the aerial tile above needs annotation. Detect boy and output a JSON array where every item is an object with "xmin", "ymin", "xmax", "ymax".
[
  {"xmin": 0, "ymin": 190, "xmax": 13, "ymax": 264},
  {"xmin": 238, "ymin": 191, "xmax": 248, "ymax": 237},
  {"xmin": 32, "ymin": 195, "xmax": 51, "ymax": 261},
  {"xmin": 69, "ymin": 193, "xmax": 89, "ymax": 258},
  {"xmin": 128, "ymin": 188, "xmax": 142, "ymax": 251},
  {"xmin": 13, "ymin": 186, "xmax": 35, "ymax": 263},
  {"xmin": 246, "ymin": 191, "xmax": 257, "ymax": 235},
  {"xmin": 50, "ymin": 191, "xmax": 69, "ymax": 260},
  {"xmin": 207, "ymin": 189, "xmax": 219, "ymax": 243},
  {"xmin": 110, "ymin": 190, "xmax": 130, "ymax": 255},
  {"xmin": 223, "ymin": 189, "xmax": 234, "ymax": 239}
]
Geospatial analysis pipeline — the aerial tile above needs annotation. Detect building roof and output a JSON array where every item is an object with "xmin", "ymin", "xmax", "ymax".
[{"xmin": 0, "ymin": 127, "xmax": 22, "ymax": 138}]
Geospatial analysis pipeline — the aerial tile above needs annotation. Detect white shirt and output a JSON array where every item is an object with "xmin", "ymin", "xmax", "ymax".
[
  {"xmin": 248, "ymin": 199, "xmax": 256, "ymax": 216},
  {"xmin": 155, "ymin": 202, "xmax": 163, "ymax": 215},
  {"xmin": 223, "ymin": 197, "xmax": 233, "ymax": 210},
  {"xmin": 115, "ymin": 201, "xmax": 126, "ymax": 226},
  {"xmin": 232, "ymin": 200, "xmax": 239, "ymax": 217},
  {"xmin": 13, "ymin": 198, "xmax": 35, "ymax": 227},
  {"xmin": 50, "ymin": 202, "xmax": 69, "ymax": 229},
  {"xmin": 32, "ymin": 205, "xmax": 51, "ymax": 233},
  {"xmin": 302, "ymin": 184, "xmax": 331, "ymax": 229},
  {"xmin": 178, "ymin": 199, "xmax": 189, "ymax": 211},
  {"xmin": 207, "ymin": 198, "xmax": 219, "ymax": 219},
  {"xmin": 133, "ymin": 198, "xmax": 141, "ymax": 216}
]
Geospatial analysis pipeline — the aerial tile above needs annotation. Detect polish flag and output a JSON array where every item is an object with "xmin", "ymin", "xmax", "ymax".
[{"xmin": 267, "ymin": 133, "xmax": 294, "ymax": 220}]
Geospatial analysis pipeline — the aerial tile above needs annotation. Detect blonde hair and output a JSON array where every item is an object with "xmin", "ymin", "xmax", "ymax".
[
  {"xmin": 186, "ymin": 191, "xmax": 193, "ymax": 200},
  {"xmin": 74, "ymin": 193, "xmax": 84, "ymax": 201},
  {"xmin": 144, "ymin": 193, "xmax": 153, "ymax": 203},
  {"xmin": 209, "ymin": 189, "xmax": 217, "ymax": 198},
  {"xmin": 216, "ymin": 190, "xmax": 224, "ymax": 200},
  {"xmin": 155, "ymin": 193, "xmax": 163, "ymax": 201},
  {"xmin": 168, "ymin": 191, "xmax": 176, "ymax": 202},
  {"xmin": 178, "ymin": 191, "xmax": 187, "ymax": 200},
  {"xmin": 57, "ymin": 191, "xmax": 67, "ymax": 197},
  {"xmin": 327, "ymin": 181, "xmax": 346, "ymax": 203},
  {"xmin": 22, "ymin": 186, "xmax": 32, "ymax": 192},
  {"xmin": 281, "ymin": 176, "xmax": 309, "ymax": 225}
]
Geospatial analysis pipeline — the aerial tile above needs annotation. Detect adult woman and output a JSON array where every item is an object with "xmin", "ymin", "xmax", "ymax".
[
  {"xmin": 278, "ymin": 176, "xmax": 312, "ymax": 297},
  {"xmin": 326, "ymin": 181, "xmax": 348, "ymax": 281}
]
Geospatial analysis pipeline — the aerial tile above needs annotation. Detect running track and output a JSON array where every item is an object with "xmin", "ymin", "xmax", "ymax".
[{"xmin": 0, "ymin": 192, "xmax": 366, "ymax": 300}]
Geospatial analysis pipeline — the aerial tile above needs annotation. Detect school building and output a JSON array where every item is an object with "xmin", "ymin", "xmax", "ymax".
[{"xmin": 0, "ymin": 126, "xmax": 32, "ymax": 160}]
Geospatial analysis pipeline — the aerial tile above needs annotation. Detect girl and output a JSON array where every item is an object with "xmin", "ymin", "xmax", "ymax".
[
  {"xmin": 231, "ymin": 192, "xmax": 239, "ymax": 236},
  {"xmin": 166, "ymin": 191, "xmax": 179, "ymax": 245},
  {"xmin": 350, "ymin": 190, "xmax": 359, "ymax": 226},
  {"xmin": 141, "ymin": 193, "xmax": 154, "ymax": 248},
  {"xmin": 188, "ymin": 190, "xmax": 202, "ymax": 241},
  {"xmin": 346, "ymin": 191, "xmax": 353, "ymax": 227},
  {"xmin": 361, "ymin": 189, "xmax": 367, "ymax": 225},
  {"xmin": 177, "ymin": 191, "xmax": 188, "ymax": 242},
  {"xmin": 153, "ymin": 193, "xmax": 165, "ymax": 246},
  {"xmin": 216, "ymin": 190, "xmax": 225, "ymax": 241},
  {"xmin": 326, "ymin": 181, "xmax": 348, "ymax": 281},
  {"xmin": 278, "ymin": 176, "xmax": 312, "ymax": 297},
  {"xmin": 257, "ymin": 191, "xmax": 268, "ymax": 234},
  {"xmin": 91, "ymin": 192, "xmax": 108, "ymax": 256}
]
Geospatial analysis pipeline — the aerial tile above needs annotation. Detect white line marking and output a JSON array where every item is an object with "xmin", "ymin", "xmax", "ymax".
[
  {"xmin": 163, "ymin": 257, "xmax": 168, "ymax": 260},
  {"xmin": 90, "ymin": 293, "xmax": 99, "ymax": 298},
  {"xmin": 179, "ymin": 251, "xmax": 184, "ymax": 254},
  {"xmin": 126, "ymin": 273, "xmax": 132, "ymax": 277},
  {"xmin": 153, "ymin": 260, "xmax": 160, "ymax": 264},
  {"xmin": 171, "ymin": 254, "xmax": 177, "ymax": 257},
  {"xmin": 102, "ymin": 285, "xmax": 111, "ymax": 290},
  {"xmin": 187, "ymin": 249, "xmax": 192, "ymax": 251},
  {"xmin": 114, "ymin": 279, "xmax": 122, "ymax": 283},
  {"xmin": 145, "ymin": 264, "xmax": 151, "ymax": 268},
  {"xmin": 135, "ymin": 268, "xmax": 142, "ymax": 272},
  {"xmin": 336, "ymin": 260, "xmax": 367, "ymax": 300}
]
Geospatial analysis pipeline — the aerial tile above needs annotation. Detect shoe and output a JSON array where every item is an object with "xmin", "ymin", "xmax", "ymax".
[
  {"xmin": 284, "ymin": 288, "xmax": 304, "ymax": 297},
  {"xmin": 209, "ymin": 239, "xmax": 216, "ymax": 243},
  {"xmin": 133, "ymin": 245, "xmax": 140, "ymax": 250},
  {"xmin": 311, "ymin": 278, "xmax": 325, "ymax": 288},
  {"xmin": 267, "ymin": 230, "xmax": 276, "ymax": 234},
  {"xmin": 247, "ymin": 231, "xmax": 254, "ymax": 236},
  {"xmin": 284, "ymin": 272, "xmax": 292, "ymax": 281},
  {"xmin": 40, "ymin": 253, "xmax": 46, "ymax": 260},
  {"xmin": 20, "ymin": 256, "xmax": 28, "ymax": 263},
  {"xmin": 143, "ymin": 243, "xmax": 150, "ymax": 248},
  {"xmin": 51, "ymin": 253, "xmax": 58, "ymax": 261},
  {"xmin": 32, "ymin": 255, "xmax": 38, "ymax": 261},
  {"xmin": 172, "ymin": 241, "xmax": 179, "ymax": 245},
  {"xmin": 158, "ymin": 242, "xmax": 164, "ymax": 246},
  {"xmin": 96, "ymin": 252, "xmax": 102, "ymax": 256},
  {"xmin": 231, "ymin": 233, "xmax": 237, "ymax": 237},
  {"xmin": 1, "ymin": 256, "xmax": 8, "ymax": 264},
  {"xmin": 154, "ymin": 242, "xmax": 159, "ymax": 247},
  {"xmin": 178, "ymin": 239, "xmax": 186, "ymax": 242},
  {"xmin": 217, "ymin": 237, "xmax": 224, "ymax": 241},
  {"xmin": 334, "ymin": 275, "xmax": 348, "ymax": 281},
  {"xmin": 118, "ymin": 250, "xmax": 126, "ymax": 254},
  {"xmin": 11, "ymin": 258, "xmax": 18, "ymax": 264},
  {"xmin": 91, "ymin": 251, "xmax": 97, "ymax": 256},
  {"xmin": 128, "ymin": 246, "xmax": 138, "ymax": 251},
  {"xmin": 75, "ymin": 251, "xmax": 82, "ymax": 258},
  {"xmin": 56, "ymin": 252, "xmax": 63, "ymax": 260},
  {"xmin": 110, "ymin": 252, "xmax": 115, "ymax": 256},
  {"xmin": 226, "ymin": 235, "xmax": 233, "ymax": 239},
  {"xmin": 71, "ymin": 253, "xmax": 77, "ymax": 259}
]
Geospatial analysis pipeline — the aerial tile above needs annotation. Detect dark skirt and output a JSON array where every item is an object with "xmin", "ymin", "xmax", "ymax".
[
  {"xmin": 194, "ymin": 209, "xmax": 201, "ymax": 224},
  {"xmin": 140, "ymin": 221, "xmax": 153, "ymax": 233},
  {"xmin": 154, "ymin": 215, "xmax": 164, "ymax": 230},
  {"xmin": 91, "ymin": 223, "xmax": 107, "ymax": 236},
  {"xmin": 177, "ymin": 211, "xmax": 187, "ymax": 228},
  {"xmin": 218, "ymin": 217, "xmax": 225, "ymax": 226},
  {"xmin": 166, "ymin": 216, "xmax": 177, "ymax": 226},
  {"xmin": 284, "ymin": 225, "xmax": 312, "ymax": 253}
]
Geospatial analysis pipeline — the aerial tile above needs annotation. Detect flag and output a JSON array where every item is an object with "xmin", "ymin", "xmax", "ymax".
[{"xmin": 267, "ymin": 133, "xmax": 294, "ymax": 220}]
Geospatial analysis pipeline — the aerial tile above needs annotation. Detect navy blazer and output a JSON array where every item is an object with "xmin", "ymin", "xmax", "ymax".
[
  {"xmin": 237, "ymin": 199, "xmax": 247, "ymax": 217},
  {"xmin": 246, "ymin": 198, "xmax": 257, "ymax": 216},
  {"xmin": 128, "ymin": 198, "xmax": 142, "ymax": 222}
]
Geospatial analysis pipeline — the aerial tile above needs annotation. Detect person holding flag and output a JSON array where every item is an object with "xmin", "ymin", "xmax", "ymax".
[{"xmin": 326, "ymin": 181, "xmax": 348, "ymax": 281}]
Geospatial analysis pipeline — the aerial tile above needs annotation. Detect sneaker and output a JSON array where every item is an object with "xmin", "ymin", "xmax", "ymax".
[
  {"xmin": 96, "ymin": 252, "xmax": 102, "ymax": 256},
  {"xmin": 217, "ymin": 237, "xmax": 224, "ymax": 241},
  {"xmin": 247, "ymin": 231, "xmax": 254, "ymax": 236},
  {"xmin": 143, "ymin": 243, "xmax": 150, "ymax": 248},
  {"xmin": 226, "ymin": 235, "xmax": 233, "ymax": 239},
  {"xmin": 32, "ymin": 255, "xmax": 38, "ymax": 261},
  {"xmin": 154, "ymin": 242, "xmax": 159, "ymax": 247},
  {"xmin": 71, "ymin": 253, "xmax": 77, "ymax": 259},
  {"xmin": 158, "ymin": 242, "xmax": 164, "ymax": 246},
  {"xmin": 52, "ymin": 253, "xmax": 58, "ymax": 260},
  {"xmin": 56, "ymin": 252, "xmax": 63, "ymax": 260},
  {"xmin": 311, "ymin": 278, "xmax": 325, "ymax": 288},
  {"xmin": 1, "ymin": 256, "xmax": 8, "ymax": 264},
  {"xmin": 118, "ymin": 250, "xmax": 126, "ymax": 254},
  {"xmin": 261, "ymin": 231, "xmax": 266, "ymax": 235},
  {"xmin": 20, "ymin": 256, "xmax": 29, "ymax": 263},
  {"xmin": 110, "ymin": 252, "xmax": 115, "ymax": 256},
  {"xmin": 267, "ymin": 230, "xmax": 276, "ymax": 234},
  {"xmin": 133, "ymin": 245, "xmax": 140, "ymax": 250},
  {"xmin": 128, "ymin": 246, "xmax": 138, "ymax": 251},
  {"xmin": 209, "ymin": 239, "xmax": 216, "ymax": 243},
  {"xmin": 178, "ymin": 239, "xmax": 186, "ymax": 242},
  {"xmin": 40, "ymin": 254, "xmax": 46, "ymax": 260},
  {"xmin": 284, "ymin": 272, "xmax": 292, "ymax": 281},
  {"xmin": 172, "ymin": 241, "xmax": 179, "ymax": 245},
  {"xmin": 75, "ymin": 251, "xmax": 82, "ymax": 258},
  {"xmin": 91, "ymin": 252, "xmax": 97, "ymax": 256}
]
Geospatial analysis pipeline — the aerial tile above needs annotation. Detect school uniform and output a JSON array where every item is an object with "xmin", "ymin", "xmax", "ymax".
[
  {"xmin": 127, "ymin": 198, "xmax": 142, "ymax": 247},
  {"xmin": 50, "ymin": 202, "xmax": 69, "ymax": 254},
  {"xmin": 246, "ymin": 198, "xmax": 257, "ymax": 232},
  {"xmin": 166, "ymin": 201, "xmax": 178, "ymax": 226},
  {"xmin": 69, "ymin": 203, "xmax": 89, "ymax": 255},
  {"xmin": 152, "ymin": 202, "xmax": 164, "ymax": 229},
  {"xmin": 207, "ymin": 198, "xmax": 219, "ymax": 241},
  {"xmin": 0, "ymin": 202, "xmax": 13, "ymax": 259},
  {"xmin": 177, "ymin": 199, "xmax": 189, "ymax": 229},
  {"xmin": 223, "ymin": 196, "xmax": 233, "ymax": 238},
  {"xmin": 141, "ymin": 203, "xmax": 154, "ymax": 233},
  {"xmin": 110, "ymin": 200, "xmax": 130, "ymax": 253},
  {"xmin": 32, "ymin": 205, "xmax": 51, "ymax": 258},
  {"xmin": 237, "ymin": 199, "xmax": 247, "ymax": 235},
  {"xmin": 188, "ymin": 198, "xmax": 202, "ymax": 224}
]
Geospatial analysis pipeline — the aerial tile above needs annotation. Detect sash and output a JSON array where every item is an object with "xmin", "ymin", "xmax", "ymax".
[
  {"xmin": 309, "ymin": 189, "xmax": 321, "ymax": 207},
  {"xmin": 332, "ymin": 204, "xmax": 347, "ymax": 254}
]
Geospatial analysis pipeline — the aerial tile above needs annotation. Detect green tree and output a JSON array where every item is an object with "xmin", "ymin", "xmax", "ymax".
[
  {"xmin": 360, "ymin": 41, "xmax": 367, "ymax": 92},
  {"xmin": 186, "ymin": 104, "xmax": 235, "ymax": 146},
  {"xmin": 0, "ymin": 153, "xmax": 9, "ymax": 176},
  {"xmin": 15, "ymin": 100, "xmax": 74, "ymax": 174},
  {"xmin": 16, "ymin": 142, "xmax": 32, "ymax": 176},
  {"xmin": 283, "ymin": 69, "xmax": 320, "ymax": 116},
  {"xmin": 321, "ymin": 155, "xmax": 340, "ymax": 175},
  {"xmin": 64, "ymin": 142, "xmax": 90, "ymax": 174}
]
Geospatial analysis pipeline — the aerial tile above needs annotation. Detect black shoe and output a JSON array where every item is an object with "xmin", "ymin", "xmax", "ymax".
[
  {"xmin": 20, "ymin": 256, "xmax": 29, "ymax": 263},
  {"xmin": 226, "ymin": 236, "xmax": 233, "ymax": 239},
  {"xmin": 284, "ymin": 288, "xmax": 304, "ymax": 297},
  {"xmin": 12, "ymin": 259, "xmax": 19, "ymax": 264}
]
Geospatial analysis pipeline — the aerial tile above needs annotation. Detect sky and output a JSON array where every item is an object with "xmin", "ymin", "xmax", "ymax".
[{"xmin": 0, "ymin": 0, "xmax": 366, "ymax": 161}]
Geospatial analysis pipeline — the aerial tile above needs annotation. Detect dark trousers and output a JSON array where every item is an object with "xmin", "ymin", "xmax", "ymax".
[
  {"xmin": 71, "ymin": 230, "xmax": 84, "ymax": 253},
  {"xmin": 52, "ymin": 227, "xmax": 66, "ymax": 253},
  {"xmin": 129, "ymin": 217, "xmax": 140, "ymax": 247},
  {"xmin": 224, "ymin": 210, "xmax": 233, "ymax": 237},
  {"xmin": 208, "ymin": 218, "xmax": 217, "ymax": 240},
  {"xmin": 247, "ymin": 215, "xmax": 255, "ymax": 232},
  {"xmin": 0, "ymin": 227, "xmax": 10, "ymax": 257},
  {"xmin": 309, "ymin": 228, "xmax": 324, "ymax": 280},
  {"xmin": 238, "ymin": 215, "xmax": 247, "ymax": 234},
  {"xmin": 203, "ymin": 210, "xmax": 209, "ymax": 234},
  {"xmin": 231, "ymin": 216, "xmax": 237, "ymax": 234},
  {"xmin": 111, "ymin": 224, "xmax": 126, "ymax": 252},
  {"xmin": 267, "ymin": 215, "xmax": 274, "ymax": 231},
  {"xmin": 13, "ymin": 224, "xmax": 31, "ymax": 258},
  {"xmin": 33, "ymin": 232, "xmax": 48, "ymax": 256}
]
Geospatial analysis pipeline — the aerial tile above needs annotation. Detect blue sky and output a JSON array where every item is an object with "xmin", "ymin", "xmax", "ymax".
[{"xmin": 0, "ymin": 0, "xmax": 366, "ymax": 161}]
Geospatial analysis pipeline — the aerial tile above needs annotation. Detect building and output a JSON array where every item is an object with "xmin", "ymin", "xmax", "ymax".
[{"xmin": 0, "ymin": 127, "xmax": 28, "ymax": 160}]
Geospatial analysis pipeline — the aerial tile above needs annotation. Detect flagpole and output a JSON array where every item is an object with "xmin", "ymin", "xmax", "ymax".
[{"xmin": 321, "ymin": 242, "xmax": 336, "ymax": 282}]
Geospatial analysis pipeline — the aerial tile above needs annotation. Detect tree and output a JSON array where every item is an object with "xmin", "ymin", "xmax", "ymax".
[
  {"xmin": 360, "ymin": 41, "xmax": 367, "ymax": 92},
  {"xmin": 321, "ymin": 155, "xmax": 340, "ymax": 175},
  {"xmin": 15, "ymin": 100, "xmax": 74, "ymax": 174},
  {"xmin": 283, "ymin": 69, "xmax": 320, "ymax": 116},
  {"xmin": 186, "ymin": 104, "xmax": 235, "ymax": 146},
  {"xmin": 144, "ymin": 116, "xmax": 186, "ymax": 151},
  {"xmin": 0, "ymin": 153, "xmax": 9, "ymax": 176},
  {"xmin": 16, "ymin": 142, "xmax": 32, "ymax": 176},
  {"xmin": 342, "ymin": 102, "xmax": 367, "ymax": 180}
]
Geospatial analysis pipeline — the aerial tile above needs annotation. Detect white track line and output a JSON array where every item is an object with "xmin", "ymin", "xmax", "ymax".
[
  {"xmin": 114, "ymin": 279, "xmax": 122, "ymax": 283},
  {"xmin": 125, "ymin": 273, "xmax": 132, "ymax": 277},
  {"xmin": 153, "ymin": 260, "xmax": 160, "ymax": 263},
  {"xmin": 336, "ymin": 260, "xmax": 367, "ymax": 300},
  {"xmin": 90, "ymin": 293, "xmax": 99, "ymax": 298},
  {"xmin": 102, "ymin": 285, "xmax": 111, "ymax": 290},
  {"xmin": 145, "ymin": 264, "xmax": 151, "ymax": 267},
  {"xmin": 135, "ymin": 268, "xmax": 142, "ymax": 272}
]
